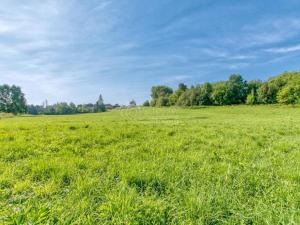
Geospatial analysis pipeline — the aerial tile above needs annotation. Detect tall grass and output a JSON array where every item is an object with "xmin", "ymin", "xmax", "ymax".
[{"xmin": 0, "ymin": 106, "xmax": 299, "ymax": 224}]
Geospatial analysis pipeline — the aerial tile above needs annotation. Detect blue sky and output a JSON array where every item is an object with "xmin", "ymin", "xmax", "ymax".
[{"xmin": 1, "ymin": 0, "xmax": 300, "ymax": 105}]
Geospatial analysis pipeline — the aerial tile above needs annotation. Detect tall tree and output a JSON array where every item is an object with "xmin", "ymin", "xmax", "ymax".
[
  {"xmin": 10, "ymin": 85, "xmax": 27, "ymax": 113},
  {"xmin": 197, "ymin": 83, "xmax": 213, "ymax": 105},
  {"xmin": 151, "ymin": 85, "xmax": 173, "ymax": 106},
  {"xmin": 0, "ymin": 84, "xmax": 27, "ymax": 114},
  {"xmin": 227, "ymin": 74, "xmax": 248, "ymax": 104},
  {"xmin": 94, "ymin": 94, "xmax": 106, "ymax": 112},
  {"xmin": 0, "ymin": 85, "xmax": 11, "ymax": 112},
  {"xmin": 169, "ymin": 83, "xmax": 187, "ymax": 105}
]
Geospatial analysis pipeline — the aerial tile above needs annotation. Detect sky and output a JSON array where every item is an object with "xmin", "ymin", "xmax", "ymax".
[{"xmin": 1, "ymin": 0, "xmax": 300, "ymax": 105}]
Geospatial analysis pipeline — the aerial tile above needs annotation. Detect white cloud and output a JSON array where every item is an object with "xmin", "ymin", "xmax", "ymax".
[
  {"xmin": 265, "ymin": 44, "xmax": 300, "ymax": 53},
  {"xmin": 163, "ymin": 75, "xmax": 191, "ymax": 83},
  {"xmin": 242, "ymin": 18, "xmax": 300, "ymax": 46}
]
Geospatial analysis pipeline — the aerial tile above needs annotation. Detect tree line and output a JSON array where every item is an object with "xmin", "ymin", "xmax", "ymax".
[
  {"xmin": 147, "ymin": 71, "xmax": 300, "ymax": 107},
  {"xmin": 1, "ymin": 71, "xmax": 299, "ymax": 115},
  {"xmin": 27, "ymin": 95, "xmax": 107, "ymax": 115},
  {"xmin": 0, "ymin": 87, "xmax": 108, "ymax": 115}
]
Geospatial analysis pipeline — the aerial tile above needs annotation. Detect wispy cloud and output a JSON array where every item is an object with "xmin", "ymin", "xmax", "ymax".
[
  {"xmin": 241, "ymin": 18, "xmax": 300, "ymax": 47},
  {"xmin": 1, "ymin": 0, "xmax": 300, "ymax": 104},
  {"xmin": 265, "ymin": 44, "xmax": 300, "ymax": 53},
  {"xmin": 163, "ymin": 75, "xmax": 192, "ymax": 84}
]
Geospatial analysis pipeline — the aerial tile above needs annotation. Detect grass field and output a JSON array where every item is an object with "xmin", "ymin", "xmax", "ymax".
[{"xmin": 0, "ymin": 106, "xmax": 300, "ymax": 224}]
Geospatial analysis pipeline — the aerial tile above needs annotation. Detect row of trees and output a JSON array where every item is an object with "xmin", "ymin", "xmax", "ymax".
[
  {"xmin": 0, "ymin": 84, "xmax": 27, "ymax": 114},
  {"xmin": 0, "ymin": 84, "xmax": 135, "ymax": 115},
  {"xmin": 148, "ymin": 72, "xmax": 300, "ymax": 107},
  {"xmin": 1, "ymin": 71, "xmax": 299, "ymax": 114},
  {"xmin": 27, "ymin": 95, "xmax": 107, "ymax": 115}
]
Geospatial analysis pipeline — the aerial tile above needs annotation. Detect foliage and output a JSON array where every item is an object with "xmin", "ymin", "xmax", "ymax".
[
  {"xmin": 169, "ymin": 83, "xmax": 187, "ymax": 106},
  {"xmin": 246, "ymin": 80, "xmax": 263, "ymax": 105},
  {"xmin": 246, "ymin": 90, "xmax": 256, "ymax": 105},
  {"xmin": 150, "ymin": 71, "xmax": 300, "ymax": 107},
  {"xmin": 211, "ymin": 81, "xmax": 230, "ymax": 105},
  {"xmin": 27, "ymin": 95, "xmax": 107, "ymax": 115},
  {"xmin": 156, "ymin": 96, "xmax": 170, "ymax": 107},
  {"xmin": 151, "ymin": 86, "xmax": 173, "ymax": 106},
  {"xmin": 226, "ymin": 74, "xmax": 248, "ymax": 104},
  {"xmin": 94, "ymin": 95, "xmax": 106, "ymax": 112},
  {"xmin": 257, "ymin": 72, "xmax": 300, "ymax": 104},
  {"xmin": 277, "ymin": 84, "xmax": 300, "ymax": 104},
  {"xmin": 257, "ymin": 82, "xmax": 279, "ymax": 104},
  {"xmin": 1, "ymin": 106, "xmax": 300, "ymax": 224},
  {"xmin": 129, "ymin": 100, "xmax": 137, "ymax": 107},
  {"xmin": 151, "ymin": 86, "xmax": 173, "ymax": 99},
  {"xmin": 0, "ymin": 84, "xmax": 27, "ymax": 114},
  {"xmin": 197, "ymin": 82, "xmax": 213, "ymax": 105},
  {"xmin": 143, "ymin": 100, "xmax": 150, "ymax": 107},
  {"xmin": 176, "ymin": 89, "xmax": 193, "ymax": 106}
]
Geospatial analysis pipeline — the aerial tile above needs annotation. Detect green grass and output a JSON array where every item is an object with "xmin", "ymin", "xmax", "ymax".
[
  {"xmin": 0, "ymin": 113, "xmax": 14, "ymax": 119},
  {"xmin": 0, "ymin": 106, "xmax": 300, "ymax": 224}
]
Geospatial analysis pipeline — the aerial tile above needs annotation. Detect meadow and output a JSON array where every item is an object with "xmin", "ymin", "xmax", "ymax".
[{"xmin": 0, "ymin": 106, "xmax": 299, "ymax": 224}]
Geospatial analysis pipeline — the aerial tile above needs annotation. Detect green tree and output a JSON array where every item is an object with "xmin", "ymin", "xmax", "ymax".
[
  {"xmin": 156, "ymin": 96, "xmax": 170, "ymax": 107},
  {"xmin": 176, "ymin": 90, "xmax": 193, "ymax": 106},
  {"xmin": 129, "ymin": 100, "xmax": 137, "ymax": 107},
  {"xmin": 197, "ymin": 83, "xmax": 213, "ymax": 105},
  {"xmin": 0, "ymin": 85, "xmax": 11, "ymax": 112},
  {"xmin": 143, "ymin": 100, "xmax": 150, "ymax": 107},
  {"xmin": 257, "ymin": 83, "xmax": 278, "ymax": 104},
  {"xmin": 169, "ymin": 83, "xmax": 187, "ymax": 105},
  {"xmin": 151, "ymin": 86, "xmax": 173, "ymax": 106},
  {"xmin": 257, "ymin": 72, "xmax": 300, "ymax": 104},
  {"xmin": 94, "ymin": 95, "xmax": 106, "ymax": 112},
  {"xmin": 277, "ymin": 85, "xmax": 300, "ymax": 104},
  {"xmin": 0, "ymin": 84, "xmax": 27, "ymax": 114},
  {"xmin": 69, "ymin": 102, "xmax": 77, "ymax": 114},
  {"xmin": 246, "ymin": 80, "xmax": 263, "ymax": 105},
  {"xmin": 227, "ymin": 74, "xmax": 248, "ymax": 104},
  {"xmin": 211, "ymin": 82, "xmax": 230, "ymax": 105},
  {"xmin": 246, "ymin": 90, "xmax": 256, "ymax": 105},
  {"xmin": 151, "ymin": 86, "xmax": 173, "ymax": 99}
]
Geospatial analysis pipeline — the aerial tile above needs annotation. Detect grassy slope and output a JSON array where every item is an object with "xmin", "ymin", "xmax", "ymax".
[{"xmin": 0, "ymin": 106, "xmax": 299, "ymax": 224}]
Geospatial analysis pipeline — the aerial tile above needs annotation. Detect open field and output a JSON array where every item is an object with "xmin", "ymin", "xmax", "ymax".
[{"xmin": 0, "ymin": 106, "xmax": 300, "ymax": 224}]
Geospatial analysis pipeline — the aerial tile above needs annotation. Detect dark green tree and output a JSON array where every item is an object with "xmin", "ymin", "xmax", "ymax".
[
  {"xmin": 143, "ymin": 100, "xmax": 150, "ymax": 107},
  {"xmin": 227, "ymin": 74, "xmax": 248, "ymax": 104},
  {"xmin": 197, "ymin": 83, "xmax": 213, "ymax": 105},
  {"xmin": 129, "ymin": 100, "xmax": 137, "ymax": 107},
  {"xmin": 94, "ymin": 95, "xmax": 106, "ymax": 112},
  {"xmin": 0, "ymin": 84, "xmax": 27, "ymax": 114}
]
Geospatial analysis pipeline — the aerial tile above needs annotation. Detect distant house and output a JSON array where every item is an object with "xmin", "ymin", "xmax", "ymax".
[
  {"xmin": 105, "ymin": 104, "xmax": 113, "ymax": 110},
  {"xmin": 104, "ymin": 104, "xmax": 121, "ymax": 110}
]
